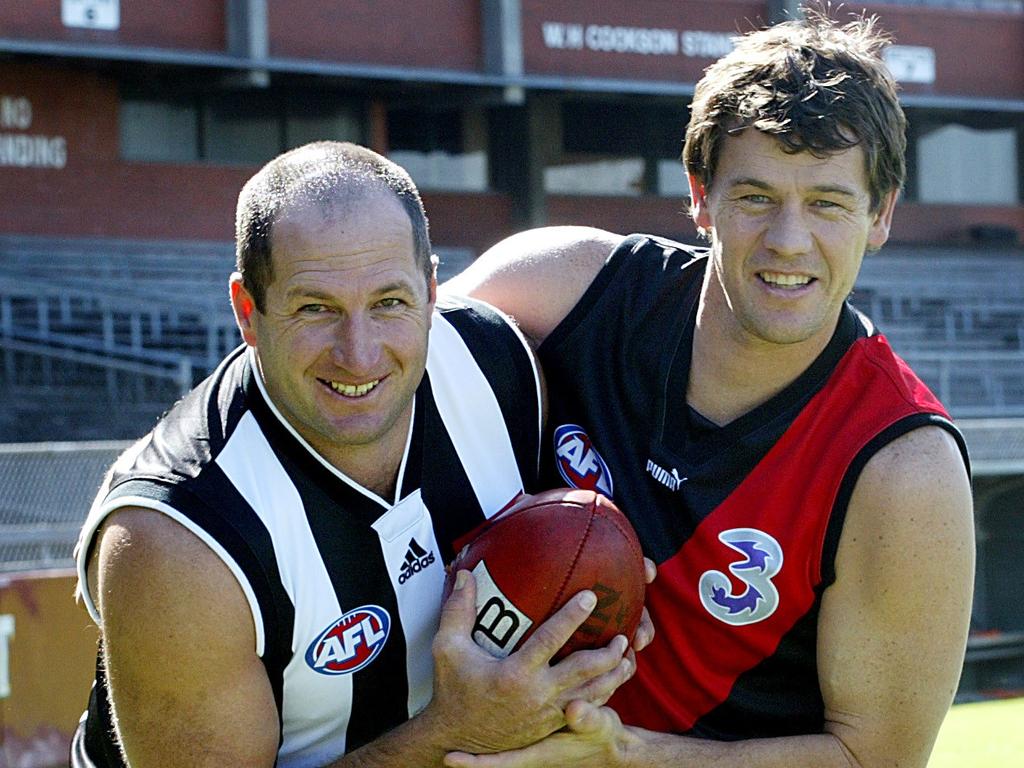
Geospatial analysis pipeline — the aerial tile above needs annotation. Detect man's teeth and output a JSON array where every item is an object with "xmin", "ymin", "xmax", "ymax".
[
  {"xmin": 760, "ymin": 272, "xmax": 812, "ymax": 287},
  {"xmin": 329, "ymin": 379, "xmax": 380, "ymax": 397}
]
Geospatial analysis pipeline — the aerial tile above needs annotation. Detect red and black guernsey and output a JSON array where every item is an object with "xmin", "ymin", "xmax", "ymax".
[{"xmin": 536, "ymin": 234, "xmax": 969, "ymax": 740}]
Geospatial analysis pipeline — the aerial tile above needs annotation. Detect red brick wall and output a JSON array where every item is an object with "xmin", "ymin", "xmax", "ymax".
[
  {"xmin": 547, "ymin": 195, "xmax": 701, "ymax": 244},
  {"xmin": 892, "ymin": 202, "xmax": 1024, "ymax": 245},
  {"xmin": 0, "ymin": 62, "xmax": 513, "ymax": 249},
  {"xmin": 0, "ymin": 63, "xmax": 247, "ymax": 241},
  {"xmin": 270, "ymin": 0, "xmax": 482, "ymax": 70},
  {"xmin": 867, "ymin": 3, "xmax": 1024, "ymax": 101},
  {"xmin": 0, "ymin": 0, "xmax": 224, "ymax": 52},
  {"xmin": 522, "ymin": 0, "xmax": 764, "ymax": 82}
]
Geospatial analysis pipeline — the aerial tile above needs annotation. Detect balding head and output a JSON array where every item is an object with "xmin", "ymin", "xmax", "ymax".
[{"xmin": 235, "ymin": 142, "xmax": 433, "ymax": 313}]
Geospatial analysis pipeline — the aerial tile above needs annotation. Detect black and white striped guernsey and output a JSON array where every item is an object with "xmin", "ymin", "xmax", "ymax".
[{"xmin": 74, "ymin": 296, "xmax": 542, "ymax": 768}]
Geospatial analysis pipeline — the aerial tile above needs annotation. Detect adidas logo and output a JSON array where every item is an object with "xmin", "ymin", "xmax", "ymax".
[
  {"xmin": 646, "ymin": 459, "xmax": 686, "ymax": 492},
  {"xmin": 398, "ymin": 538, "xmax": 436, "ymax": 584}
]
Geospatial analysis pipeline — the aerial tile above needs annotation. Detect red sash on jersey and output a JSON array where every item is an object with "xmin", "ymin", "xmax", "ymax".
[{"xmin": 610, "ymin": 335, "xmax": 949, "ymax": 732}]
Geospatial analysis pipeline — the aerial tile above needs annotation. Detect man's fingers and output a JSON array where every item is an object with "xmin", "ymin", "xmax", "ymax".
[
  {"xmin": 565, "ymin": 699, "xmax": 619, "ymax": 736},
  {"xmin": 437, "ymin": 570, "xmax": 478, "ymax": 640},
  {"xmin": 643, "ymin": 557, "xmax": 657, "ymax": 584},
  {"xmin": 553, "ymin": 632, "xmax": 627, "ymax": 683},
  {"xmin": 561, "ymin": 647, "xmax": 630, "ymax": 708},
  {"xmin": 517, "ymin": 589, "xmax": 596, "ymax": 664},
  {"xmin": 632, "ymin": 606, "xmax": 655, "ymax": 652}
]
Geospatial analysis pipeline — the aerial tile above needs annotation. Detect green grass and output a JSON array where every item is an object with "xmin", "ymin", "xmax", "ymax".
[{"xmin": 929, "ymin": 697, "xmax": 1024, "ymax": 767}]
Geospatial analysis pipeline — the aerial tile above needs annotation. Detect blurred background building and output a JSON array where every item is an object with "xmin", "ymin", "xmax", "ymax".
[{"xmin": 0, "ymin": 1, "xmax": 1022, "ymax": 764}]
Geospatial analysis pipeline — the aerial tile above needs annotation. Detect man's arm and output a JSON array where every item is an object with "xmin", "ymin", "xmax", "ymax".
[
  {"xmin": 90, "ymin": 508, "xmax": 280, "ymax": 766},
  {"xmin": 443, "ymin": 425, "xmax": 975, "ymax": 768},
  {"xmin": 91, "ymin": 508, "xmax": 635, "ymax": 767},
  {"xmin": 442, "ymin": 226, "xmax": 621, "ymax": 347}
]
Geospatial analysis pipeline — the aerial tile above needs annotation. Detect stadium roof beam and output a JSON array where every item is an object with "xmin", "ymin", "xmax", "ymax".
[
  {"xmin": 482, "ymin": 0, "xmax": 525, "ymax": 105},
  {"xmin": 225, "ymin": 0, "xmax": 269, "ymax": 88}
]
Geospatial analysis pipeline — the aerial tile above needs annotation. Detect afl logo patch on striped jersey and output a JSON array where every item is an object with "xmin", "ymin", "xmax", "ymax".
[
  {"xmin": 553, "ymin": 424, "xmax": 614, "ymax": 498},
  {"xmin": 306, "ymin": 606, "xmax": 391, "ymax": 675}
]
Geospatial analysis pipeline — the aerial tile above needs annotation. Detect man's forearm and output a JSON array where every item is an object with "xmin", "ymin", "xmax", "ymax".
[
  {"xmin": 326, "ymin": 706, "xmax": 451, "ymax": 768},
  {"xmin": 625, "ymin": 729, "xmax": 857, "ymax": 768}
]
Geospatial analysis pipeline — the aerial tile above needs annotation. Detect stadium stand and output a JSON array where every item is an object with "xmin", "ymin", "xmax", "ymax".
[
  {"xmin": 853, "ymin": 245, "xmax": 1024, "ymax": 416},
  {"xmin": 0, "ymin": 235, "xmax": 475, "ymax": 442},
  {"xmin": 0, "ymin": 235, "xmax": 237, "ymax": 441},
  {"xmin": 0, "ymin": 441, "xmax": 126, "ymax": 572}
]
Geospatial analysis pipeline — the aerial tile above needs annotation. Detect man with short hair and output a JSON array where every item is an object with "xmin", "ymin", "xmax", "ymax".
[
  {"xmin": 445, "ymin": 13, "xmax": 974, "ymax": 767},
  {"xmin": 72, "ymin": 142, "xmax": 637, "ymax": 767}
]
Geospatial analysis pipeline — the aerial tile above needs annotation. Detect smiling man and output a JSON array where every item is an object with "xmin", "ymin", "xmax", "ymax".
[
  {"xmin": 445, "ymin": 13, "xmax": 974, "ymax": 768},
  {"xmin": 71, "ymin": 142, "xmax": 639, "ymax": 768}
]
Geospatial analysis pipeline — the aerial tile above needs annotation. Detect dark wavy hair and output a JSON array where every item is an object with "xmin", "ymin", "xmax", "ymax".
[
  {"xmin": 235, "ymin": 141, "xmax": 432, "ymax": 313},
  {"xmin": 683, "ymin": 11, "xmax": 906, "ymax": 212}
]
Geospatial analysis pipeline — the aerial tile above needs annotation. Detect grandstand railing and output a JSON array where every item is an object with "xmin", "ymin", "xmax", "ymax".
[
  {"xmin": 0, "ymin": 271, "xmax": 238, "ymax": 375},
  {"xmin": 0, "ymin": 440, "xmax": 128, "ymax": 572},
  {"xmin": 0, "ymin": 336, "xmax": 193, "ymax": 395},
  {"xmin": 900, "ymin": 351, "xmax": 1024, "ymax": 417}
]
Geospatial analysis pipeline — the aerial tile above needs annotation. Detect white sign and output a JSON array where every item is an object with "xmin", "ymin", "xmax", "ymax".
[
  {"xmin": 0, "ymin": 614, "xmax": 14, "ymax": 699},
  {"xmin": 884, "ymin": 45, "xmax": 936, "ymax": 85},
  {"xmin": 0, "ymin": 96, "xmax": 68, "ymax": 169},
  {"xmin": 62, "ymin": 0, "xmax": 120, "ymax": 31},
  {"xmin": 542, "ymin": 22, "xmax": 735, "ymax": 59}
]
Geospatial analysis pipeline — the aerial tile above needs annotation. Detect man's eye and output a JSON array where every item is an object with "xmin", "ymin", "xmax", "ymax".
[
  {"xmin": 813, "ymin": 199, "xmax": 841, "ymax": 209},
  {"xmin": 742, "ymin": 194, "xmax": 771, "ymax": 204},
  {"xmin": 377, "ymin": 298, "xmax": 405, "ymax": 308},
  {"xmin": 299, "ymin": 304, "xmax": 327, "ymax": 314}
]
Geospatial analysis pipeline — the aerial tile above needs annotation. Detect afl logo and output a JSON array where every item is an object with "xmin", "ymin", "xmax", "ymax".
[
  {"xmin": 553, "ymin": 424, "xmax": 614, "ymax": 498},
  {"xmin": 306, "ymin": 606, "xmax": 391, "ymax": 676}
]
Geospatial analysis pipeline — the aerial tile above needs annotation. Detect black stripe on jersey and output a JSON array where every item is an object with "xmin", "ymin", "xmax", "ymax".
[
  {"xmin": 205, "ymin": 345, "xmax": 251, "ymax": 449},
  {"xmin": 414, "ymin": 375, "xmax": 487, "ymax": 563},
  {"xmin": 440, "ymin": 301, "xmax": 541, "ymax": 490},
  {"xmin": 691, "ymin": 603, "xmax": 825, "ymax": 740},
  {"xmin": 820, "ymin": 412, "xmax": 969, "ymax": 588},
  {"xmin": 273, "ymin": 443, "xmax": 412, "ymax": 752},
  {"xmin": 244, "ymin": 370, "xmax": 388, "ymax": 524},
  {"xmin": 106, "ymin": 474, "xmax": 295, "ymax": 732}
]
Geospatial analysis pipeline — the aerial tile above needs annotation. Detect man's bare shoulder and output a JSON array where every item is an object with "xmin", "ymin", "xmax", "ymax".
[
  {"xmin": 443, "ymin": 226, "xmax": 622, "ymax": 346},
  {"xmin": 90, "ymin": 507, "xmax": 278, "ymax": 765},
  {"xmin": 89, "ymin": 507, "xmax": 251, "ymax": 632},
  {"xmin": 854, "ymin": 425, "xmax": 969, "ymax": 517}
]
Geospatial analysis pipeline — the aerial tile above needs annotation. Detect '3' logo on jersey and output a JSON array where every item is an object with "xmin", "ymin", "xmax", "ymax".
[
  {"xmin": 553, "ymin": 424, "xmax": 614, "ymax": 498},
  {"xmin": 699, "ymin": 528, "xmax": 783, "ymax": 626}
]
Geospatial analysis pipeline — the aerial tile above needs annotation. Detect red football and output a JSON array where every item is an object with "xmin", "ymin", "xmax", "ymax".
[{"xmin": 445, "ymin": 488, "xmax": 645, "ymax": 661}]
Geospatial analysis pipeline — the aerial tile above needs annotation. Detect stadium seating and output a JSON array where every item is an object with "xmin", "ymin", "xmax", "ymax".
[
  {"xmin": 853, "ymin": 245, "xmax": 1024, "ymax": 416},
  {"xmin": 3, "ymin": 236, "xmax": 1024, "ymax": 440}
]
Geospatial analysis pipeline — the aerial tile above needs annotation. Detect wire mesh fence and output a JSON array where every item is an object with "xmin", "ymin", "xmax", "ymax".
[{"xmin": 0, "ymin": 440, "xmax": 128, "ymax": 572}]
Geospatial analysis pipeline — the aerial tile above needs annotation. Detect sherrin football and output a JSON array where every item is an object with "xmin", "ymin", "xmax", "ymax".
[{"xmin": 445, "ymin": 488, "xmax": 645, "ymax": 661}]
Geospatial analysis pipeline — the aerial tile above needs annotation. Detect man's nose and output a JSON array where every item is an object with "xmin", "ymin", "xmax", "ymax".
[
  {"xmin": 763, "ymin": 202, "xmax": 813, "ymax": 257},
  {"xmin": 332, "ymin": 312, "xmax": 380, "ymax": 372}
]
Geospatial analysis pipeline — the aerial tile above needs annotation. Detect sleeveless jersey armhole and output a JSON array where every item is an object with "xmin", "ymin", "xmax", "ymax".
[
  {"xmin": 820, "ymin": 413, "xmax": 969, "ymax": 589},
  {"xmin": 76, "ymin": 493, "xmax": 268, "ymax": 658},
  {"xmin": 539, "ymin": 234, "xmax": 642, "ymax": 355}
]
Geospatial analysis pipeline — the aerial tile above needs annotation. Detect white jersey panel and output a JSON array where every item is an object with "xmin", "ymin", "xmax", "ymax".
[
  {"xmin": 371, "ymin": 490, "xmax": 445, "ymax": 716},
  {"xmin": 427, "ymin": 314, "xmax": 523, "ymax": 518},
  {"xmin": 215, "ymin": 412, "xmax": 351, "ymax": 767}
]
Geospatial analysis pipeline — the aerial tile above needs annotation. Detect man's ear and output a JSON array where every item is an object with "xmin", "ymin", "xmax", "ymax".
[
  {"xmin": 427, "ymin": 255, "xmax": 439, "ymax": 319},
  {"xmin": 867, "ymin": 189, "xmax": 899, "ymax": 252},
  {"xmin": 229, "ymin": 273, "xmax": 258, "ymax": 347},
  {"xmin": 688, "ymin": 174, "xmax": 712, "ymax": 232}
]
